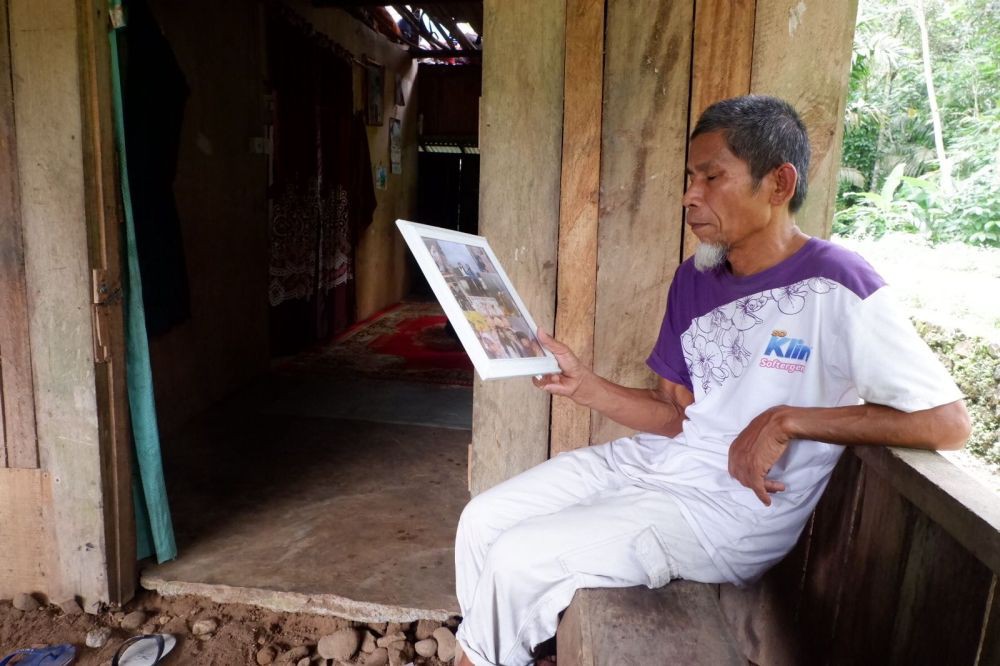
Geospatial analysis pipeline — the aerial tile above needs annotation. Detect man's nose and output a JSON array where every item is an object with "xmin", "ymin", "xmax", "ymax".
[{"xmin": 682, "ymin": 184, "xmax": 699, "ymax": 208}]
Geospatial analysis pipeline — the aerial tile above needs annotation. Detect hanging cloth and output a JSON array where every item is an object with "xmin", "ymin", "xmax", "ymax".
[{"xmin": 107, "ymin": 0, "xmax": 177, "ymax": 563}]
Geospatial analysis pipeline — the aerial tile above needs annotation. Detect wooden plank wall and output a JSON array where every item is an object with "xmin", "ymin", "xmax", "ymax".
[
  {"xmin": 8, "ymin": 0, "xmax": 109, "ymax": 603},
  {"xmin": 720, "ymin": 449, "xmax": 1000, "ymax": 665},
  {"xmin": 683, "ymin": 0, "xmax": 755, "ymax": 259},
  {"xmin": 550, "ymin": 0, "xmax": 604, "ymax": 455},
  {"xmin": 590, "ymin": 0, "xmax": 693, "ymax": 444},
  {"xmin": 749, "ymin": 0, "xmax": 859, "ymax": 239},
  {"xmin": 0, "ymin": 469, "xmax": 57, "ymax": 598},
  {"xmin": 471, "ymin": 0, "xmax": 565, "ymax": 493},
  {"xmin": 0, "ymin": 0, "xmax": 38, "ymax": 470}
]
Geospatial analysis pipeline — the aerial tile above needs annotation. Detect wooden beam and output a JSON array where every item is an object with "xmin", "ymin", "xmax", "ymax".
[
  {"xmin": 682, "ymin": 0, "xmax": 755, "ymax": 260},
  {"xmin": 395, "ymin": 5, "xmax": 447, "ymax": 50},
  {"xmin": 0, "ymin": 0, "xmax": 39, "ymax": 470},
  {"xmin": 9, "ymin": 0, "xmax": 110, "ymax": 605},
  {"xmin": 550, "ymin": 0, "xmax": 604, "ymax": 456},
  {"xmin": 421, "ymin": 4, "xmax": 477, "ymax": 51},
  {"xmin": 591, "ymin": 0, "xmax": 693, "ymax": 444},
  {"xmin": 0, "ymin": 469, "xmax": 57, "ymax": 598},
  {"xmin": 750, "ymin": 0, "xmax": 859, "ymax": 240},
  {"xmin": 78, "ymin": 0, "xmax": 136, "ymax": 606},
  {"xmin": 409, "ymin": 47, "xmax": 481, "ymax": 59},
  {"xmin": 472, "ymin": 0, "xmax": 564, "ymax": 494}
]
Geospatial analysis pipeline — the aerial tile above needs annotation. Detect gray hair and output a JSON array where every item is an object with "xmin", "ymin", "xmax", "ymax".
[{"xmin": 692, "ymin": 96, "xmax": 811, "ymax": 213}]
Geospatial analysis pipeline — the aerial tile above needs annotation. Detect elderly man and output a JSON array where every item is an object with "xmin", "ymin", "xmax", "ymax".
[{"xmin": 453, "ymin": 96, "xmax": 970, "ymax": 666}]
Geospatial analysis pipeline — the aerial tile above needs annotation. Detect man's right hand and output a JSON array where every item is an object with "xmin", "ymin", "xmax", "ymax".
[{"xmin": 531, "ymin": 329, "xmax": 594, "ymax": 405}]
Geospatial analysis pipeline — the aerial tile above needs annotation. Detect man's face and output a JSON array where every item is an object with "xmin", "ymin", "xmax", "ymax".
[{"xmin": 683, "ymin": 130, "xmax": 774, "ymax": 249}]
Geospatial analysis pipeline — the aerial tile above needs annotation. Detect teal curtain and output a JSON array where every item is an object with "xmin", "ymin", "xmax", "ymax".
[{"xmin": 107, "ymin": 0, "xmax": 177, "ymax": 563}]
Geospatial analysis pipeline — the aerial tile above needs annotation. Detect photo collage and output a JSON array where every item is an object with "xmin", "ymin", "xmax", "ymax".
[{"xmin": 423, "ymin": 239, "xmax": 545, "ymax": 360}]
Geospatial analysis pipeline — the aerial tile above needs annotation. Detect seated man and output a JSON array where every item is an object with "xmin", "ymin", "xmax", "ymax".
[{"xmin": 453, "ymin": 95, "xmax": 970, "ymax": 666}]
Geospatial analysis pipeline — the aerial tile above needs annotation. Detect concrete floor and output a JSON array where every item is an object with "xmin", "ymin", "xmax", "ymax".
[{"xmin": 142, "ymin": 375, "xmax": 472, "ymax": 621}]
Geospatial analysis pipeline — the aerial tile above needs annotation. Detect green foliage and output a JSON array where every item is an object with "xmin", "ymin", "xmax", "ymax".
[
  {"xmin": 836, "ymin": 0, "xmax": 1000, "ymax": 248},
  {"xmin": 914, "ymin": 320, "xmax": 1000, "ymax": 467}
]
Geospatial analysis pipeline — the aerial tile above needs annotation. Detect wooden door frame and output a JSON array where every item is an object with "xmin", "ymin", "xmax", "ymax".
[{"xmin": 78, "ymin": 0, "xmax": 137, "ymax": 605}]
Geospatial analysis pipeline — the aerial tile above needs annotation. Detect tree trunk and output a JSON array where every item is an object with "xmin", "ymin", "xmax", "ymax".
[{"xmin": 912, "ymin": 0, "xmax": 953, "ymax": 193}]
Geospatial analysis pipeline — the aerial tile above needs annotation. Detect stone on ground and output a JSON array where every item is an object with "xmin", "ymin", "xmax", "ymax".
[
  {"xmin": 375, "ymin": 632, "xmax": 406, "ymax": 648},
  {"xmin": 414, "ymin": 638, "xmax": 437, "ymax": 657},
  {"xmin": 433, "ymin": 626, "xmax": 457, "ymax": 662},
  {"xmin": 121, "ymin": 610, "xmax": 146, "ymax": 631},
  {"xmin": 363, "ymin": 648, "xmax": 389, "ymax": 666},
  {"xmin": 415, "ymin": 619, "xmax": 441, "ymax": 640},
  {"xmin": 86, "ymin": 627, "xmax": 112, "ymax": 648},
  {"xmin": 280, "ymin": 645, "xmax": 310, "ymax": 662},
  {"xmin": 57, "ymin": 598, "xmax": 83, "ymax": 615},
  {"xmin": 191, "ymin": 617, "xmax": 218, "ymax": 637},
  {"xmin": 318, "ymin": 628, "xmax": 359, "ymax": 660},
  {"xmin": 256, "ymin": 646, "xmax": 276, "ymax": 665},
  {"xmin": 361, "ymin": 631, "xmax": 377, "ymax": 654},
  {"xmin": 13, "ymin": 593, "xmax": 40, "ymax": 612}
]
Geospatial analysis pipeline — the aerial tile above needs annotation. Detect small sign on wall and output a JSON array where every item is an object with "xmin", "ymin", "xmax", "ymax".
[{"xmin": 390, "ymin": 118, "xmax": 402, "ymax": 175}]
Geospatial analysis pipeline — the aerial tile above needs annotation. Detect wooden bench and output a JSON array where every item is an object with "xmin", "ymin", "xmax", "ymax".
[{"xmin": 556, "ymin": 581, "xmax": 744, "ymax": 665}]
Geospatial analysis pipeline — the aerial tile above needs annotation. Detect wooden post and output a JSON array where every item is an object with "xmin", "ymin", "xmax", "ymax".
[
  {"xmin": 78, "ymin": 0, "xmax": 137, "ymax": 605},
  {"xmin": 750, "ymin": 0, "xmax": 860, "ymax": 240},
  {"xmin": 550, "ymin": 0, "xmax": 605, "ymax": 456},
  {"xmin": 682, "ymin": 0, "xmax": 756, "ymax": 260},
  {"xmin": 590, "ymin": 0, "xmax": 693, "ymax": 444},
  {"xmin": 471, "ymin": 0, "xmax": 565, "ymax": 493},
  {"xmin": 0, "ymin": 0, "xmax": 39, "ymax": 470}
]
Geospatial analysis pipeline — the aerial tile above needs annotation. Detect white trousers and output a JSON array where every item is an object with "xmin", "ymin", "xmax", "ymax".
[{"xmin": 454, "ymin": 440, "xmax": 727, "ymax": 666}]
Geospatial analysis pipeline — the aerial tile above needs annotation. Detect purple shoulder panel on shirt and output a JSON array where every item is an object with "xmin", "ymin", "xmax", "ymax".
[{"xmin": 645, "ymin": 237, "xmax": 886, "ymax": 389}]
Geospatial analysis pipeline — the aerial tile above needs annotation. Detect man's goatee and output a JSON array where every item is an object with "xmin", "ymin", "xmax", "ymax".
[{"xmin": 693, "ymin": 242, "xmax": 728, "ymax": 272}]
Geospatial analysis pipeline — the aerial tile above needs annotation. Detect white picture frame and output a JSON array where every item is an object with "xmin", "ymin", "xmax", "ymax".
[{"xmin": 396, "ymin": 220, "xmax": 561, "ymax": 381}]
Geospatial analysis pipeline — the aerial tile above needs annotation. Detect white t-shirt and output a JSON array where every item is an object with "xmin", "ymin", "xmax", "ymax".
[{"xmin": 606, "ymin": 237, "xmax": 963, "ymax": 586}]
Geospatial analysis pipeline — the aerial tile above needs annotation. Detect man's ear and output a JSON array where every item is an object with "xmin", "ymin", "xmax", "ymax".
[{"xmin": 769, "ymin": 163, "xmax": 798, "ymax": 207}]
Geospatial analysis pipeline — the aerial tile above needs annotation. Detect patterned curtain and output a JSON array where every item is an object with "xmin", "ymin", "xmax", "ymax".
[{"xmin": 266, "ymin": 5, "xmax": 376, "ymax": 354}]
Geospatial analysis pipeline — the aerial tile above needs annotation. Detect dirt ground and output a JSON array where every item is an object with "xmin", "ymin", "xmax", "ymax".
[{"xmin": 0, "ymin": 588, "xmax": 457, "ymax": 665}]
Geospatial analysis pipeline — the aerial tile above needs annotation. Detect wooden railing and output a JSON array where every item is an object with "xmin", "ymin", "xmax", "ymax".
[{"xmin": 720, "ymin": 447, "xmax": 1000, "ymax": 665}]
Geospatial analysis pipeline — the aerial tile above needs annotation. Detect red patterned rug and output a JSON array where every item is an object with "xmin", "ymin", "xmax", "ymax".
[{"xmin": 274, "ymin": 301, "xmax": 474, "ymax": 387}]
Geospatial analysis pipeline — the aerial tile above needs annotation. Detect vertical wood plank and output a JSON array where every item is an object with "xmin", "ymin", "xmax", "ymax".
[
  {"xmin": 550, "ymin": 0, "xmax": 604, "ymax": 456},
  {"xmin": 889, "ymin": 513, "xmax": 994, "ymax": 665},
  {"xmin": 794, "ymin": 451, "xmax": 863, "ymax": 660},
  {"xmin": 472, "ymin": 0, "xmax": 564, "ymax": 493},
  {"xmin": 0, "ymin": 468, "xmax": 57, "ymax": 597},
  {"xmin": 977, "ymin": 575, "xmax": 999, "ymax": 666},
  {"xmin": 0, "ymin": 0, "xmax": 39, "ymax": 469},
  {"xmin": 682, "ymin": 0, "xmax": 755, "ymax": 259},
  {"xmin": 10, "ymin": 0, "xmax": 109, "ymax": 604},
  {"xmin": 827, "ymin": 466, "xmax": 918, "ymax": 665},
  {"xmin": 749, "ymin": 0, "xmax": 859, "ymax": 239},
  {"xmin": 591, "ymin": 0, "xmax": 692, "ymax": 444},
  {"xmin": 78, "ymin": 0, "xmax": 136, "ymax": 605}
]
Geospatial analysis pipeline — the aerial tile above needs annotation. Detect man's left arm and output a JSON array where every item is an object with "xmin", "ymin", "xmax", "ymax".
[{"xmin": 729, "ymin": 399, "xmax": 971, "ymax": 506}]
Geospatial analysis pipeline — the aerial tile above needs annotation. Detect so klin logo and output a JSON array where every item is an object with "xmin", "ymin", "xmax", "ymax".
[{"xmin": 759, "ymin": 329, "xmax": 811, "ymax": 374}]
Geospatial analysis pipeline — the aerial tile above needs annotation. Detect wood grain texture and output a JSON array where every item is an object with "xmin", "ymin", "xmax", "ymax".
[
  {"xmin": 78, "ymin": 0, "xmax": 136, "ymax": 605},
  {"xmin": 978, "ymin": 575, "xmax": 1000, "ymax": 666},
  {"xmin": 0, "ymin": 468, "xmax": 56, "ymax": 598},
  {"xmin": 794, "ymin": 452, "xmax": 863, "ymax": 661},
  {"xmin": 750, "ymin": 0, "xmax": 859, "ymax": 239},
  {"xmin": 682, "ymin": 0, "xmax": 756, "ymax": 260},
  {"xmin": 10, "ymin": 0, "xmax": 109, "ymax": 603},
  {"xmin": 559, "ymin": 584, "xmax": 744, "ymax": 665},
  {"xmin": 471, "ymin": 0, "xmax": 564, "ymax": 493},
  {"xmin": 591, "ymin": 0, "xmax": 692, "ymax": 444},
  {"xmin": 0, "ymin": 0, "xmax": 38, "ymax": 469},
  {"xmin": 550, "ymin": 0, "xmax": 605, "ymax": 456},
  {"xmin": 888, "ymin": 513, "xmax": 993, "ymax": 665},
  {"xmin": 827, "ymin": 464, "xmax": 917, "ymax": 665},
  {"xmin": 856, "ymin": 446, "xmax": 1000, "ymax": 575}
]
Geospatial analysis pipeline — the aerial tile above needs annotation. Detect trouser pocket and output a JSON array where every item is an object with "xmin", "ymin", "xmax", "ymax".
[{"xmin": 558, "ymin": 526, "xmax": 679, "ymax": 590}]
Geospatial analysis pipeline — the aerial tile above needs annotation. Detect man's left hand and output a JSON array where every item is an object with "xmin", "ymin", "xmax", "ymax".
[{"xmin": 728, "ymin": 406, "xmax": 792, "ymax": 506}]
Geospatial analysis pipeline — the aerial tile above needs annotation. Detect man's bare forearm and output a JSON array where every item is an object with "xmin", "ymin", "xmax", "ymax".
[
  {"xmin": 776, "ymin": 400, "xmax": 970, "ymax": 451},
  {"xmin": 572, "ymin": 373, "xmax": 686, "ymax": 437}
]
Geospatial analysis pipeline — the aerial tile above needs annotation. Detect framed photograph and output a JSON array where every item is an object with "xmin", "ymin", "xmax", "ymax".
[
  {"xmin": 364, "ymin": 59, "xmax": 384, "ymax": 126},
  {"xmin": 389, "ymin": 118, "xmax": 402, "ymax": 174},
  {"xmin": 396, "ymin": 220, "xmax": 561, "ymax": 380}
]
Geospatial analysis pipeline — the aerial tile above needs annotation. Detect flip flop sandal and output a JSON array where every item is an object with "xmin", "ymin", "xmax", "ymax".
[
  {"xmin": 0, "ymin": 644, "xmax": 76, "ymax": 666},
  {"xmin": 111, "ymin": 634, "xmax": 176, "ymax": 666}
]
